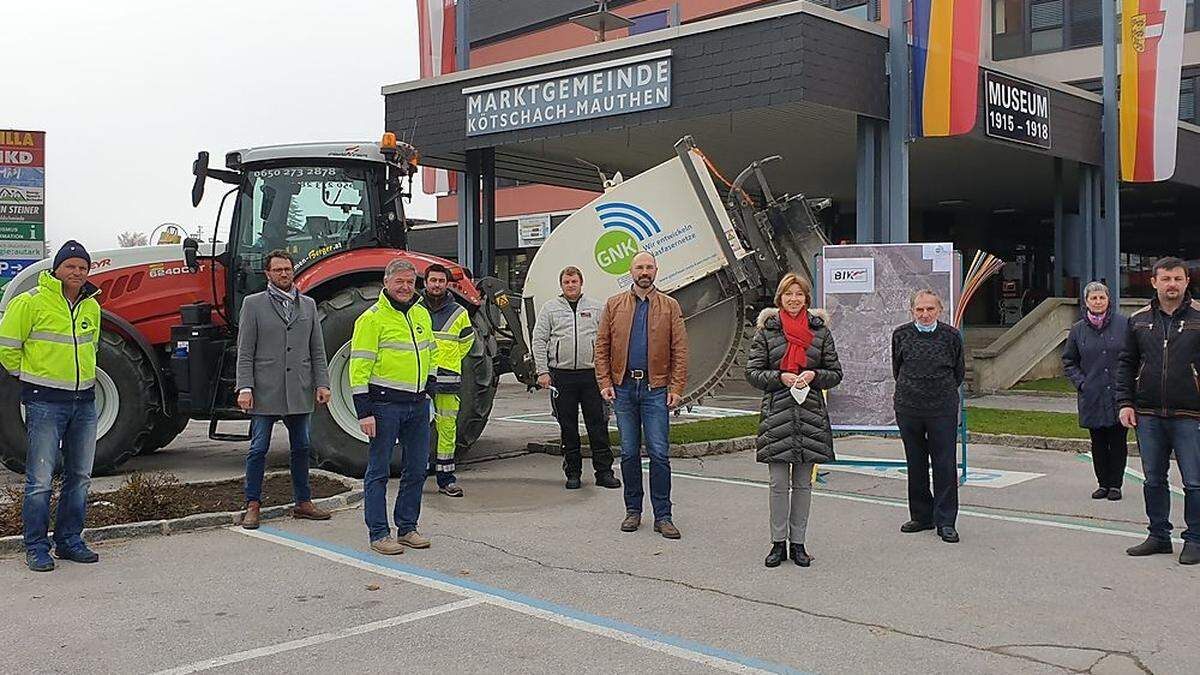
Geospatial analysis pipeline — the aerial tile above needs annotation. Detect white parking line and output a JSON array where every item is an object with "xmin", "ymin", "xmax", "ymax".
[
  {"xmin": 226, "ymin": 527, "xmax": 801, "ymax": 674},
  {"xmin": 668, "ymin": 469, "xmax": 1186, "ymax": 545},
  {"xmin": 151, "ymin": 597, "xmax": 484, "ymax": 674}
]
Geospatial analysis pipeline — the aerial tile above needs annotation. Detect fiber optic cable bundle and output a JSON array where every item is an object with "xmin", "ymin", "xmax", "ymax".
[{"xmin": 955, "ymin": 251, "xmax": 1005, "ymax": 328}]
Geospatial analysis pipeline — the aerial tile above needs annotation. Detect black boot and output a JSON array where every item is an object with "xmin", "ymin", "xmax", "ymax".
[
  {"xmin": 1126, "ymin": 537, "xmax": 1173, "ymax": 557},
  {"xmin": 764, "ymin": 542, "xmax": 787, "ymax": 568},
  {"xmin": 1180, "ymin": 542, "xmax": 1200, "ymax": 565},
  {"xmin": 790, "ymin": 543, "xmax": 813, "ymax": 567}
]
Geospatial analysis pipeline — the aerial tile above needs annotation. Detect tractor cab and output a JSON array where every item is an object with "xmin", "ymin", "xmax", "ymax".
[{"xmin": 190, "ymin": 135, "xmax": 418, "ymax": 322}]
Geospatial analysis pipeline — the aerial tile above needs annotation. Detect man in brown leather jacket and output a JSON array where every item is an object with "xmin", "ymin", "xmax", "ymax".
[{"xmin": 595, "ymin": 252, "xmax": 688, "ymax": 539}]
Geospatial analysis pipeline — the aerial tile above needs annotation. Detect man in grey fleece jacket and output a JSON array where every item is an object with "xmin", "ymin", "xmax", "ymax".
[{"xmin": 531, "ymin": 266, "xmax": 621, "ymax": 490}]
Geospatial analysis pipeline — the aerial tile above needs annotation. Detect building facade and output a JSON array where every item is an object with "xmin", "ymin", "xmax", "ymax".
[{"xmin": 402, "ymin": 0, "xmax": 1200, "ymax": 324}]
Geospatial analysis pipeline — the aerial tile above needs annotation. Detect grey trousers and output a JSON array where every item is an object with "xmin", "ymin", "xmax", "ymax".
[{"xmin": 768, "ymin": 462, "xmax": 814, "ymax": 543}]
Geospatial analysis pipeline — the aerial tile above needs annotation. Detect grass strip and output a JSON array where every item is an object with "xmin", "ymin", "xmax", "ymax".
[
  {"xmin": 1011, "ymin": 377, "xmax": 1076, "ymax": 394},
  {"xmin": 582, "ymin": 407, "xmax": 1107, "ymax": 446}
]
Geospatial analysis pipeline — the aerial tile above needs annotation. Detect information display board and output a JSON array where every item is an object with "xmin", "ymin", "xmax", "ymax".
[{"xmin": 817, "ymin": 244, "xmax": 959, "ymax": 430}]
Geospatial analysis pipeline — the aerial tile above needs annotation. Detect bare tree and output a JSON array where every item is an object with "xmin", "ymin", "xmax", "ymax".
[{"xmin": 117, "ymin": 231, "xmax": 149, "ymax": 247}]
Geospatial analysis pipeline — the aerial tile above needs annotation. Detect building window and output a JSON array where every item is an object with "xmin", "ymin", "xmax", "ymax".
[
  {"xmin": 1181, "ymin": 77, "xmax": 1196, "ymax": 124},
  {"xmin": 1067, "ymin": 0, "xmax": 1101, "ymax": 47},
  {"xmin": 1031, "ymin": 0, "xmax": 1065, "ymax": 53},
  {"xmin": 629, "ymin": 10, "xmax": 670, "ymax": 36},
  {"xmin": 994, "ymin": 0, "xmax": 1028, "ymax": 59},
  {"xmin": 837, "ymin": 1, "xmax": 871, "ymax": 20}
]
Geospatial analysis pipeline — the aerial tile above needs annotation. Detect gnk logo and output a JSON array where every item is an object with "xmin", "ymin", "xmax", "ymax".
[{"xmin": 593, "ymin": 202, "xmax": 662, "ymax": 275}]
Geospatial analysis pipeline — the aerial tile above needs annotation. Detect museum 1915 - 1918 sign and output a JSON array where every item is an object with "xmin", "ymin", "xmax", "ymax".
[
  {"xmin": 984, "ymin": 71, "xmax": 1052, "ymax": 149},
  {"xmin": 464, "ymin": 50, "xmax": 671, "ymax": 137}
]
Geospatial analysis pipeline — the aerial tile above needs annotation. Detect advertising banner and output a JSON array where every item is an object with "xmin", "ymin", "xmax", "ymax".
[{"xmin": 0, "ymin": 130, "xmax": 45, "ymax": 290}]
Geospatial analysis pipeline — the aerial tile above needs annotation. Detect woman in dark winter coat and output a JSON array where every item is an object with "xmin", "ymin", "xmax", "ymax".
[
  {"xmin": 1062, "ymin": 281, "xmax": 1131, "ymax": 500},
  {"xmin": 745, "ymin": 273, "xmax": 843, "ymax": 568}
]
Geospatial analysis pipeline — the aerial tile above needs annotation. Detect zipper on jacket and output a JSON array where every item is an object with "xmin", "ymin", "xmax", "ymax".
[
  {"xmin": 572, "ymin": 301, "xmax": 579, "ymax": 369},
  {"xmin": 1161, "ymin": 314, "xmax": 1170, "ymax": 416},
  {"xmin": 65, "ymin": 294, "xmax": 81, "ymax": 392},
  {"xmin": 402, "ymin": 309, "xmax": 423, "ymax": 389}
]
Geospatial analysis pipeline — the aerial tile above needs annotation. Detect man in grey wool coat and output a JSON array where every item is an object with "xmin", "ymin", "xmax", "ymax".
[{"xmin": 235, "ymin": 249, "xmax": 332, "ymax": 529}]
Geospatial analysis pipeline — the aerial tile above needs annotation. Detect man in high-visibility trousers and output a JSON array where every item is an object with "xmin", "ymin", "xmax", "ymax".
[
  {"xmin": 350, "ymin": 259, "xmax": 437, "ymax": 555},
  {"xmin": 0, "ymin": 241, "xmax": 103, "ymax": 572},
  {"xmin": 422, "ymin": 263, "xmax": 474, "ymax": 497}
]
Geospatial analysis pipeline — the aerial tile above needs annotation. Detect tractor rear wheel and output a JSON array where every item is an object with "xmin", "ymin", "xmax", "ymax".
[
  {"xmin": 0, "ymin": 331, "xmax": 160, "ymax": 476},
  {"xmin": 139, "ymin": 411, "xmax": 191, "ymax": 454}
]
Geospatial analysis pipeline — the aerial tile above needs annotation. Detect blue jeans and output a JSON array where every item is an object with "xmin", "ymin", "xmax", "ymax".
[
  {"xmin": 1136, "ymin": 415, "xmax": 1200, "ymax": 544},
  {"xmin": 364, "ymin": 400, "xmax": 431, "ymax": 542},
  {"xmin": 245, "ymin": 414, "xmax": 313, "ymax": 504},
  {"xmin": 23, "ymin": 400, "xmax": 97, "ymax": 554},
  {"xmin": 614, "ymin": 379, "xmax": 672, "ymax": 521}
]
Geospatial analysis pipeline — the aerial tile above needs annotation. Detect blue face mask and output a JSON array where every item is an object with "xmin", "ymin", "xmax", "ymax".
[{"xmin": 915, "ymin": 321, "xmax": 938, "ymax": 333}]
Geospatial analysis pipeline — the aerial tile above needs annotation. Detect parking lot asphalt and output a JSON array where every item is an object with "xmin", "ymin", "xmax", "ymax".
[{"xmin": 3, "ymin": 418, "xmax": 1196, "ymax": 673}]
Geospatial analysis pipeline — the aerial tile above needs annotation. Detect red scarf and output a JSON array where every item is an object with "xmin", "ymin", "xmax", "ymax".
[{"xmin": 779, "ymin": 309, "xmax": 813, "ymax": 373}]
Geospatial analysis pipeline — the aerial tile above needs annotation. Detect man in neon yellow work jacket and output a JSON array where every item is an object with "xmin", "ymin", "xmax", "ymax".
[
  {"xmin": 349, "ymin": 259, "xmax": 437, "ymax": 556},
  {"xmin": 421, "ymin": 263, "xmax": 474, "ymax": 498},
  {"xmin": 0, "ymin": 241, "xmax": 103, "ymax": 572}
]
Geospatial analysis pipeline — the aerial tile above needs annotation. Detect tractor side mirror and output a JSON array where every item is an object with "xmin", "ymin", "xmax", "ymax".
[
  {"xmin": 260, "ymin": 185, "xmax": 277, "ymax": 220},
  {"xmin": 182, "ymin": 237, "xmax": 200, "ymax": 272},
  {"xmin": 191, "ymin": 151, "xmax": 209, "ymax": 207}
]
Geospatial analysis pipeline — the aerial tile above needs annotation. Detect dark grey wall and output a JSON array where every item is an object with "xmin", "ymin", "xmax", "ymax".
[{"xmin": 388, "ymin": 11, "xmax": 888, "ymax": 159}]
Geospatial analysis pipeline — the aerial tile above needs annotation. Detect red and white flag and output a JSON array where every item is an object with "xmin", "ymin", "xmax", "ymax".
[
  {"xmin": 417, "ymin": 0, "xmax": 458, "ymax": 194},
  {"xmin": 1119, "ymin": 0, "xmax": 1186, "ymax": 182}
]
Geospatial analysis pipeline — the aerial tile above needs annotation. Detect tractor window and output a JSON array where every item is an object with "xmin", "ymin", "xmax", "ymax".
[{"xmin": 237, "ymin": 166, "xmax": 376, "ymax": 277}]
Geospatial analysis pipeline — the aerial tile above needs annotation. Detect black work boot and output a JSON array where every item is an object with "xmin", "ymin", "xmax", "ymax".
[
  {"xmin": 790, "ymin": 543, "xmax": 813, "ymax": 567},
  {"xmin": 764, "ymin": 542, "xmax": 787, "ymax": 568},
  {"xmin": 1180, "ymin": 542, "xmax": 1200, "ymax": 565},
  {"xmin": 1126, "ymin": 537, "xmax": 1173, "ymax": 557}
]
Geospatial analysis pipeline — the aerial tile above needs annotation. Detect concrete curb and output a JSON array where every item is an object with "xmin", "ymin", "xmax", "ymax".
[
  {"xmin": 0, "ymin": 469, "xmax": 362, "ymax": 556},
  {"xmin": 529, "ymin": 432, "xmax": 1138, "ymax": 459},
  {"xmin": 986, "ymin": 389, "xmax": 1075, "ymax": 399}
]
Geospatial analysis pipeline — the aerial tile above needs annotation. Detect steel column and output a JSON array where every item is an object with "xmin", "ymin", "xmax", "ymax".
[
  {"xmin": 856, "ymin": 116, "xmax": 888, "ymax": 244},
  {"xmin": 887, "ymin": 0, "xmax": 910, "ymax": 243}
]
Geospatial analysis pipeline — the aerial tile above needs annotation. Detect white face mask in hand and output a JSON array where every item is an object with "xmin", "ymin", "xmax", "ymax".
[{"xmin": 790, "ymin": 383, "xmax": 810, "ymax": 405}]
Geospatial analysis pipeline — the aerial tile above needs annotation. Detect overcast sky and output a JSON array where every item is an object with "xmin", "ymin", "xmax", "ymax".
[{"xmin": 5, "ymin": 0, "xmax": 437, "ymax": 253}]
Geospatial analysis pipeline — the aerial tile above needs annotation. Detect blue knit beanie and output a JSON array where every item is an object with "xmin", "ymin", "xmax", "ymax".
[{"xmin": 53, "ymin": 240, "xmax": 91, "ymax": 271}]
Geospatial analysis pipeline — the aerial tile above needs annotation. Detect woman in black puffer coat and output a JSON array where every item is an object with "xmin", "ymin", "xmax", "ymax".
[{"xmin": 745, "ymin": 273, "xmax": 843, "ymax": 568}]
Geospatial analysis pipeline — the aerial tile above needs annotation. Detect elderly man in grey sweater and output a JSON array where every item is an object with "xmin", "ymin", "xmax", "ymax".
[
  {"xmin": 235, "ymin": 249, "xmax": 332, "ymax": 528},
  {"xmin": 531, "ymin": 266, "xmax": 620, "ymax": 490}
]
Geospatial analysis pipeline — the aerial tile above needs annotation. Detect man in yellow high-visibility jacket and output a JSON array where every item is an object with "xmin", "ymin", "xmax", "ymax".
[
  {"xmin": 0, "ymin": 241, "xmax": 102, "ymax": 572},
  {"xmin": 349, "ymin": 259, "xmax": 437, "ymax": 556},
  {"xmin": 421, "ymin": 263, "xmax": 474, "ymax": 498}
]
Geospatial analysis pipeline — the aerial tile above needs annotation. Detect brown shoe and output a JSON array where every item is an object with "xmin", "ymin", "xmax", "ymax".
[
  {"xmin": 620, "ymin": 512, "xmax": 641, "ymax": 532},
  {"xmin": 370, "ymin": 536, "xmax": 405, "ymax": 555},
  {"xmin": 241, "ymin": 501, "xmax": 261, "ymax": 530},
  {"xmin": 293, "ymin": 501, "xmax": 332, "ymax": 520},
  {"xmin": 653, "ymin": 520, "xmax": 681, "ymax": 539},
  {"xmin": 396, "ymin": 531, "xmax": 431, "ymax": 549}
]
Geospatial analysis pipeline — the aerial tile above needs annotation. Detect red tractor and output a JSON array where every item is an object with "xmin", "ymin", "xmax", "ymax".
[{"xmin": 0, "ymin": 136, "xmax": 528, "ymax": 476}]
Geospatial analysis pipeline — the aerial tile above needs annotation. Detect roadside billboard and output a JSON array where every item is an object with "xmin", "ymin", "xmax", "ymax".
[{"xmin": 0, "ymin": 130, "xmax": 45, "ymax": 290}]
